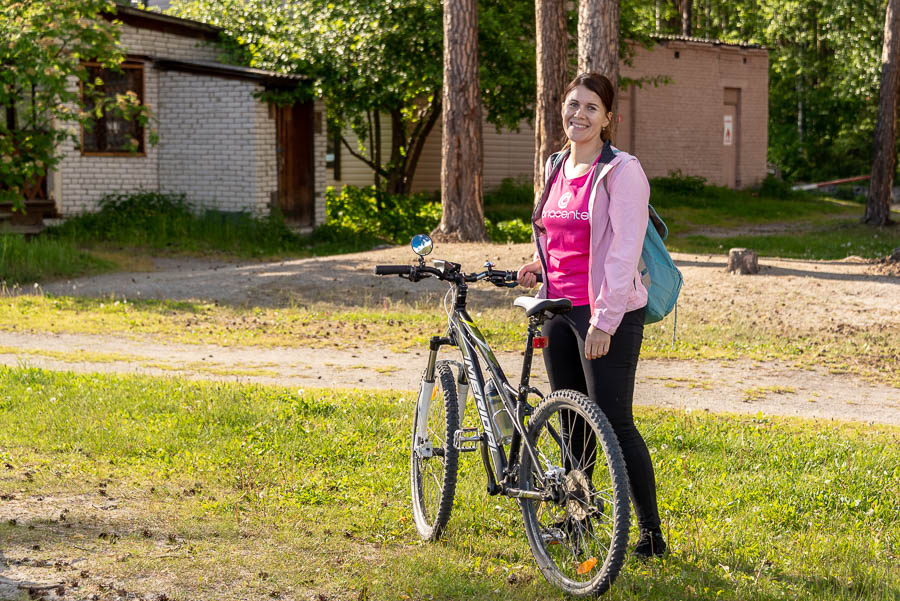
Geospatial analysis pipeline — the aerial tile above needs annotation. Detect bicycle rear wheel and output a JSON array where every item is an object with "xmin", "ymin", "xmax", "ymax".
[
  {"xmin": 410, "ymin": 360, "xmax": 460, "ymax": 540},
  {"xmin": 518, "ymin": 389, "xmax": 630, "ymax": 597}
]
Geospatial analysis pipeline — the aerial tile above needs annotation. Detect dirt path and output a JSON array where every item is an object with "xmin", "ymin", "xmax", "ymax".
[
  {"xmin": 1, "ymin": 243, "xmax": 897, "ymax": 425},
  {"xmin": 1, "ymin": 328, "xmax": 898, "ymax": 426}
]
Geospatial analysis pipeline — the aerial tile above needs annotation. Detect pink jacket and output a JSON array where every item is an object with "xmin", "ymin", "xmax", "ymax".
[{"xmin": 532, "ymin": 143, "xmax": 650, "ymax": 335}]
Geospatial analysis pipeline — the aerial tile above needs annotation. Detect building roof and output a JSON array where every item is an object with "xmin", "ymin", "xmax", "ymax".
[
  {"xmin": 108, "ymin": 6, "xmax": 306, "ymax": 88},
  {"xmin": 106, "ymin": 5, "xmax": 221, "ymax": 41},
  {"xmin": 155, "ymin": 58, "xmax": 306, "ymax": 87},
  {"xmin": 651, "ymin": 34, "xmax": 766, "ymax": 50}
]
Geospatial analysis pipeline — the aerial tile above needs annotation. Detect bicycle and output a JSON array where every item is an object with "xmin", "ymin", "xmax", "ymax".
[{"xmin": 374, "ymin": 234, "xmax": 631, "ymax": 597}]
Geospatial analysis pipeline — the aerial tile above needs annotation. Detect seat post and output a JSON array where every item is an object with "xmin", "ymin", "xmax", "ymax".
[{"xmin": 518, "ymin": 315, "xmax": 544, "ymax": 392}]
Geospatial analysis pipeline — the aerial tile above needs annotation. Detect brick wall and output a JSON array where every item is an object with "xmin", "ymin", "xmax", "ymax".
[
  {"xmin": 312, "ymin": 99, "xmax": 327, "ymax": 226},
  {"xmin": 158, "ymin": 72, "xmax": 272, "ymax": 214},
  {"xmin": 620, "ymin": 40, "xmax": 769, "ymax": 187},
  {"xmin": 56, "ymin": 64, "xmax": 160, "ymax": 216},
  {"xmin": 118, "ymin": 24, "xmax": 220, "ymax": 63}
]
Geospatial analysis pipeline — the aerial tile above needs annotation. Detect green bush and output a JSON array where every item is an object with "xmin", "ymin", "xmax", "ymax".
[
  {"xmin": 486, "ymin": 218, "xmax": 531, "ymax": 243},
  {"xmin": 830, "ymin": 182, "xmax": 868, "ymax": 204},
  {"xmin": 758, "ymin": 174, "xmax": 795, "ymax": 199},
  {"xmin": 484, "ymin": 176, "xmax": 533, "ymax": 206},
  {"xmin": 0, "ymin": 234, "xmax": 113, "ymax": 284},
  {"xmin": 48, "ymin": 191, "xmax": 307, "ymax": 257},
  {"xmin": 325, "ymin": 185, "xmax": 440, "ymax": 244},
  {"xmin": 650, "ymin": 170, "xmax": 707, "ymax": 194}
]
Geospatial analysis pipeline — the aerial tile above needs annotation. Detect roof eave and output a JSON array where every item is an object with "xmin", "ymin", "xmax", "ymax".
[
  {"xmin": 104, "ymin": 5, "xmax": 221, "ymax": 42},
  {"xmin": 154, "ymin": 58, "xmax": 306, "ymax": 88}
]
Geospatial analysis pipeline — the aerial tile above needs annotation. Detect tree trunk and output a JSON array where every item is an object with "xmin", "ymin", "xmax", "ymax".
[
  {"xmin": 372, "ymin": 111, "xmax": 382, "ymax": 188},
  {"xmin": 434, "ymin": 0, "xmax": 486, "ymax": 242},
  {"xmin": 534, "ymin": 0, "xmax": 568, "ymax": 201},
  {"xmin": 578, "ymin": 0, "xmax": 620, "ymax": 138},
  {"xmin": 678, "ymin": 0, "xmax": 692, "ymax": 37},
  {"xmin": 866, "ymin": 0, "xmax": 900, "ymax": 226},
  {"xmin": 387, "ymin": 109, "xmax": 405, "ymax": 195}
]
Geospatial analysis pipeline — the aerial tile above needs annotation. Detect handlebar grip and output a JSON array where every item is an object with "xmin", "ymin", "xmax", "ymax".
[{"xmin": 375, "ymin": 265, "xmax": 413, "ymax": 276}]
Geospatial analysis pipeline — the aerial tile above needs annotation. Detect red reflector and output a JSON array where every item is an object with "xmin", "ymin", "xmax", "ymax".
[{"xmin": 533, "ymin": 336, "xmax": 548, "ymax": 349}]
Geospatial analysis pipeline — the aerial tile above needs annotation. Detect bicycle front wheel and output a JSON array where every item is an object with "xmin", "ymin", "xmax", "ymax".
[
  {"xmin": 410, "ymin": 360, "xmax": 460, "ymax": 541},
  {"xmin": 518, "ymin": 389, "xmax": 630, "ymax": 597}
]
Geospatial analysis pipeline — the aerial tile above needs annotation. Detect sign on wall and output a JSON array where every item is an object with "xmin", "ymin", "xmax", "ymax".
[{"xmin": 723, "ymin": 115, "xmax": 733, "ymax": 146}]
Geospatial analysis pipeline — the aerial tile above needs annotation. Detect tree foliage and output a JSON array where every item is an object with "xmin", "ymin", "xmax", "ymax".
[
  {"xmin": 170, "ymin": 0, "xmax": 535, "ymax": 195},
  {"xmin": 0, "ymin": 0, "xmax": 152, "ymax": 210}
]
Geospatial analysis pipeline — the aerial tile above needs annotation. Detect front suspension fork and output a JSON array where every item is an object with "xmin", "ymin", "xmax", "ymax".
[{"xmin": 415, "ymin": 336, "xmax": 455, "ymax": 442}]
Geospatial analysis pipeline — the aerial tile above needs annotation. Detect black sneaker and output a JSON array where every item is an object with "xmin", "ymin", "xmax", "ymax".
[{"xmin": 632, "ymin": 528, "xmax": 667, "ymax": 559}]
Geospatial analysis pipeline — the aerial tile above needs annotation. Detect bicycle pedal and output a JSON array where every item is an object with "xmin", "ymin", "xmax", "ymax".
[{"xmin": 453, "ymin": 428, "xmax": 481, "ymax": 452}]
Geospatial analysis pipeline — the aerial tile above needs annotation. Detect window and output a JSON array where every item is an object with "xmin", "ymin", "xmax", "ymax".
[{"xmin": 81, "ymin": 61, "xmax": 145, "ymax": 155}]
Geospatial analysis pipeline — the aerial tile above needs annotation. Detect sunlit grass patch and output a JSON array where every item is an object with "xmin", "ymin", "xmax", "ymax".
[
  {"xmin": 669, "ymin": 222, "xmax": 900, "ymax": 260},
  {"xmin": 0, "ymin": 368, "xmax": 897, "ymax": 600}
]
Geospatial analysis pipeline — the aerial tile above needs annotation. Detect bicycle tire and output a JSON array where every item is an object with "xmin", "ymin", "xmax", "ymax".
[
  {"xmin": 410, "ymin": 360, "xmax": 460, "ymax": 541},
  {"xmin": 518, "ymin": 389, "xmax": 630, "ymax": 597}
]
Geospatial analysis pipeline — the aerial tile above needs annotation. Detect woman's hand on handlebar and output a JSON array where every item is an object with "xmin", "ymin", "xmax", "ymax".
[{"xmin": 516, "ymin": 260, "xmax": 542, "ymax": 288}]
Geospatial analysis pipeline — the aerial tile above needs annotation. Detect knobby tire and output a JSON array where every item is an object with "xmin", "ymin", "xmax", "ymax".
[
  {"xmin": 410, "ymin": 360, "xmax": 460, "ymax": 540},
  {"xmin": 518, "ymin": 389, "xmax": 631, "ymax": 597}
]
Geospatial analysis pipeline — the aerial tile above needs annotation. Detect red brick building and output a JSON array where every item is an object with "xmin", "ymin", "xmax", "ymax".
[{"xmin": 328, "ymin": 36, "xmax": 769, "ymax": 191}]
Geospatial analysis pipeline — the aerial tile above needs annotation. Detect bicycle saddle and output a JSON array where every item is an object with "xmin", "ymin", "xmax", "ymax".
[{"xmin": 513, "ymin": 296, "xmax": 573, "ymax": 317}]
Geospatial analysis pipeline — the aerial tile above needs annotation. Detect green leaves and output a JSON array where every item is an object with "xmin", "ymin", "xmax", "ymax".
[{"xmin": 0, "ymin": 0, "xmax": 153, "ymax": 210}]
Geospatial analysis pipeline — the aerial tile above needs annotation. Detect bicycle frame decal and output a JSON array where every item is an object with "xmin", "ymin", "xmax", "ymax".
[
  {"xmin": 458, "ymin": 315, "xmax": 499, "ymax": 365},
  {"xmin": 459, "ymin": 339, "xmax": 499, "ymax": 451}
]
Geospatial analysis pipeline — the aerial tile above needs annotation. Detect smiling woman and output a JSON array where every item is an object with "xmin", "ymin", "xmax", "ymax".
[{"xmin": 516, "ymin": 72, "xmax": 668, "ymax": 560}]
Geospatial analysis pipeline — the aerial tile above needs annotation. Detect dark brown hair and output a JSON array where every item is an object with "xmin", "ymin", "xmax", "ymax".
[{"xmin": 562, "ymin": 72, "xmax": 615, "ymax": 142}]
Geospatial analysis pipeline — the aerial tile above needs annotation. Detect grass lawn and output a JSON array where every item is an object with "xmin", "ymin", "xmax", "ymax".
[
  {"xmin": 0, "ymin": 367, "xmax": 897, "ymax": 600},
  {"xmin": 649, "ymin": 186, "xmax": 900, "ymax": 259}
]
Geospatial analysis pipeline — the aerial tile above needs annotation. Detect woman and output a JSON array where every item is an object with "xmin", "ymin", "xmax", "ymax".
[{"xmin": 517, "ymin": 72, "xmax": 666, "ymax": 559}]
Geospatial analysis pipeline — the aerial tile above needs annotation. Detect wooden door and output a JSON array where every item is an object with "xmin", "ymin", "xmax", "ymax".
[
  {"xmin": 276, "ymin": 101, "xmax": 315, "ymax": 226},
  {"xmin": 722, "ymin": 88, "xmax": 741, "ymax": 188}
]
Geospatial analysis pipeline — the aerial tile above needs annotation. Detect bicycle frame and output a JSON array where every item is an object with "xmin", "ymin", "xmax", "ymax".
[{"xmin": 415, "ymin": 281, "xmax": 547, "ymax": 502}]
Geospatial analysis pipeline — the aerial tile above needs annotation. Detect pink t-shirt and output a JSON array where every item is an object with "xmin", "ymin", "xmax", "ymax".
[{"xmin": 541, "ymin": 163, "xmax": 594, "ymax": 306}]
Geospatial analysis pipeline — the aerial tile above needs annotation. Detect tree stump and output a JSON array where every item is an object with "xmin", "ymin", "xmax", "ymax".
[{"xmin": 727, "ymin": 248, "xmax": 759, "ymax": 274}]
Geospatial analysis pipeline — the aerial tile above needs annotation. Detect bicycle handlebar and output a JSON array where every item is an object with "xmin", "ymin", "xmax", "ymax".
[
  {"xmin": 374, "ymin": 262, "xmax": 519, "ymax": 288},
  {"xmin": 374, "ymin": 265, "xmax": 413, "ymax": 276}
]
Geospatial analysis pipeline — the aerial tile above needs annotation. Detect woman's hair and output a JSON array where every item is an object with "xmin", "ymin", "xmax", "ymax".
[{"xmin": 562, "ymin": 72, "xmax": 615, "ymax": 142}]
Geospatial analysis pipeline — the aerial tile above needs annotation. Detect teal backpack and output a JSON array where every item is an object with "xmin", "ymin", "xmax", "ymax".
[{"xmin": 640, "ymin": 206, "xmax": 683, "ymax": 326}]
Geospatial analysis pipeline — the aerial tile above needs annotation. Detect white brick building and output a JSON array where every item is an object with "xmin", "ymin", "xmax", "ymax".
[{"xmin": 49, "ymin": 6, "xmax": 326, "ymax": 228}]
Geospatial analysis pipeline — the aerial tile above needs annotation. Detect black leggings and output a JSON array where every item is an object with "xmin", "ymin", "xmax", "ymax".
[{"xmin": 541, "ymin": 304, "xmax": 661, "ymax": 531}]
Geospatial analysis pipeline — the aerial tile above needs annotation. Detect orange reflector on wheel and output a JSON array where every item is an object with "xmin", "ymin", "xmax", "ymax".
[
  {"xmin": 576, "ymin": 557, "xmax": 597, "ymax": 575},
  {"xmin": 533, "ymin": 336, "xmax": 548, "ymax": 349},
  {"xmin": 431, "ymin": 387, "xmax": 438, "ymax": 401}
]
